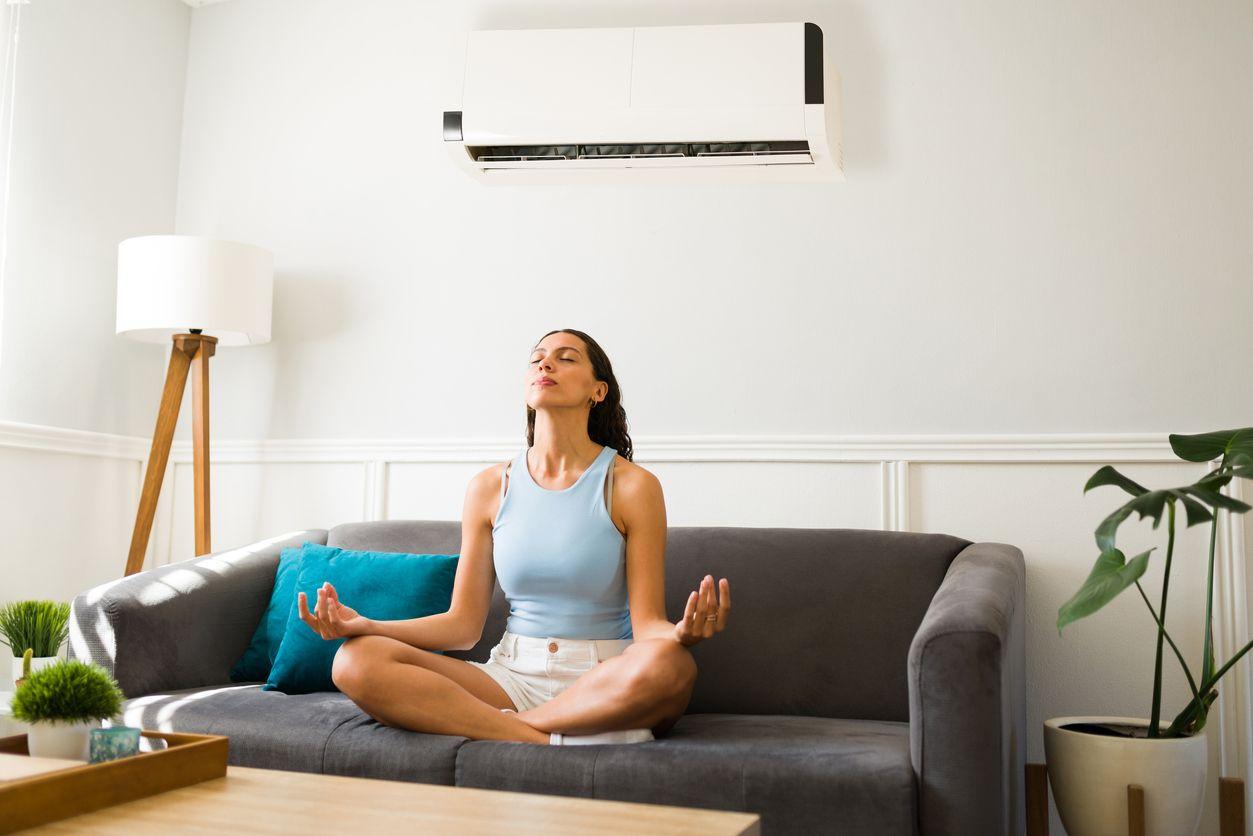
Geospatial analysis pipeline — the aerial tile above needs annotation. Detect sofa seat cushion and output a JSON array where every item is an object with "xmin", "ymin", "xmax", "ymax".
[
  {"xmin": 120, "ymin": 683, "xmax": 463, "ymax": 784},
  {"xmin": 454, "ymin": 714, "xmax": 917, "ymax": 835}
]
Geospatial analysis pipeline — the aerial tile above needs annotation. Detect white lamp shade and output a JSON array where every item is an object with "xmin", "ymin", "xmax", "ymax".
[{"xmin": 116, "ymin": 235, "xmax": 274, "ymax": 346}]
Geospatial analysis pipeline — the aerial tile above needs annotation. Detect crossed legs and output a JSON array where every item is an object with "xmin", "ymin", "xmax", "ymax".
[{"xmin": 331, "ymin": 635, "xmax": 697, "ymax": 743}]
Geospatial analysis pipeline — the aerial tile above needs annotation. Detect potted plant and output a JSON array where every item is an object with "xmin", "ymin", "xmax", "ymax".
[
  {"xmin": 9, "ymin": 659, "xmax": 124, "ymax": 759},
  {"xmin": 1048, "ymin": 427, "xmax": 1253, "ymax": 836},
  {"xmin": 0, "ymin": 600, "xmax": 71, "ymax": 689}
]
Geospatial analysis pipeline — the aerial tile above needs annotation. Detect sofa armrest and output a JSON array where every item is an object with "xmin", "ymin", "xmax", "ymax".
[
  {"xmin": 67, "ymin": 529, "xmax": 328, "ymax": 697},
  {"xmin": 908, "ymin": 541, "xmax": 1026, "ymax": 836}
]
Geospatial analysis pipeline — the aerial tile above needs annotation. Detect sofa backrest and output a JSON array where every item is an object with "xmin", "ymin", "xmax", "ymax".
[{"xmin": 326, "ymin": 520, "xmax": 970, "ymax": 722}]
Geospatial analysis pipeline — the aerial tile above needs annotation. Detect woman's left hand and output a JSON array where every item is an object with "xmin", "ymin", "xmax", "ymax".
[{"xmin": 674, "ymin": 574, "xmax": 730, "ymax": 647}]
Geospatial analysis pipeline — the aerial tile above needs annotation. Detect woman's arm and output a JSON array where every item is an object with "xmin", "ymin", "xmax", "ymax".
[
  {"xmin": 621, "ymin": 466, "xmax": 682, "ymax": 642},
  {"xmin": 621, "ymin": 463, "xmax": 730, "ymax": 645},
  {"xmin": 352, "ymin": 465, "xmax": 502, "ymax": 652}
]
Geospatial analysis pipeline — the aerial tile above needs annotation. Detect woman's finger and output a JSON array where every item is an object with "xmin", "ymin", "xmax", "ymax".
[
  {"xmin": 693, "ymin": 577, "xmax": 709, "ymax": 629},
  {"xmin": 701, "ymin": 575, "xmax": 716, "ymax": 636},
  {"xmin": 679, "ymin": 591, "xmax": 698, "ymax": 640},
  {"xmin": 716, "ymin": 578, "xmax": 731, "ymax": 630},
  {"xmin": 297, "ymin": 591, "xmax": 314, "ymax": 627},
  {"xmin": 316, "ymin": 586, "xmax": 328, "ymax": 622}
]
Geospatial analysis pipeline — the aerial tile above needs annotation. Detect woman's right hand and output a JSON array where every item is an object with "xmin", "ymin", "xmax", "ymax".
[{"xmin": 297, "ymin": 581, "xmax": 370, "ymax": 640}]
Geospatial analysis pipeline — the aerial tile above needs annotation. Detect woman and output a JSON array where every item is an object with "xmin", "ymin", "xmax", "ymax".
[{"xmin": 297, "ymin": 329, "xmax": 731, "ymax": 745}]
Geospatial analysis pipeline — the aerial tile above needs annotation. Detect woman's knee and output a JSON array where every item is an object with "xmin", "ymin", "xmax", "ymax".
[
  {"xmin": 630, "ymin": 641, "xmax": 697, "ymax": 702},
  {"xmin": 332, "ymin": 634, "xmax": 387, "ymax": 693}
]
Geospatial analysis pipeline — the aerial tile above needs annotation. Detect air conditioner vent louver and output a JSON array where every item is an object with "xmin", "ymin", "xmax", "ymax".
[{"xmin": 471, "ymin": 140, "xmax": 809, "ymax": 163}]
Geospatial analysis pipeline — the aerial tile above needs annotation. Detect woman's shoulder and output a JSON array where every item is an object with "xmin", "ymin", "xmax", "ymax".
[{"xmin": 608, "ymin": 453, "xmax": 661, "ymax": 495}]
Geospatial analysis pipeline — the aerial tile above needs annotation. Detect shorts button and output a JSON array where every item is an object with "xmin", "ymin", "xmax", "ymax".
[{"xmin": 547, "ymin": 641, "xmax": 558, "ymax": 653}]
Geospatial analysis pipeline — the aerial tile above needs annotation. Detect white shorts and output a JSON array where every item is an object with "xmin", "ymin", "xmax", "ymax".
[{"xmin": 466, "ymin": 630, "xmax": 634, "ymax": 713}]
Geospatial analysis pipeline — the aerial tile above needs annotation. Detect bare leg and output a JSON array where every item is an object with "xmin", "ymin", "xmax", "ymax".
[
  {"xmin": 332, "ymin": 635, "xmax": 549, "ymax": 744},
  {"xmin": 516, "ymin": 639, "xmax": 696, "ymax": 735}
]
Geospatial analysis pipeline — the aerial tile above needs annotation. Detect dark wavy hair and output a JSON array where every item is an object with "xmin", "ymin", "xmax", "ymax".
[{"xmin": 526, "ymin": 329, "xmax": 633, "ymax": 462}]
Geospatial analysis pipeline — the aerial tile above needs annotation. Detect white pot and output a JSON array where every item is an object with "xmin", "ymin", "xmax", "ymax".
[
  {"xmin": 1044, "ymin": 716, "xmax": 1207, "ymax": 836},
  {"xmin": 11, "ymin": 655, "xmax": 59, "ymax": 689},
  {"xmin": 25, "ymin": 717, "xmax": 99, "ymax": 760}
]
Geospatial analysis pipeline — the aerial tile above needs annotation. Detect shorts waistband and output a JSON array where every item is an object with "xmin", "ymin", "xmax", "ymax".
[{"xmin": 501, "ymin": 630, "xmax": 632, "ymax": 662}]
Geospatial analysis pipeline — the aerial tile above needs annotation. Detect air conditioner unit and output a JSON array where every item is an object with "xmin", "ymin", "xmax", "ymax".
[{"xmin": 443, "ymin": 21, "xmax": 842, "ymax": 184}]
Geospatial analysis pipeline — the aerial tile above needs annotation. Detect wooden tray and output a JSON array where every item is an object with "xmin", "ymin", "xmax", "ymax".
[{"xmin": 0, "ymin": 729, "xmax": 228, "ymax": 833}]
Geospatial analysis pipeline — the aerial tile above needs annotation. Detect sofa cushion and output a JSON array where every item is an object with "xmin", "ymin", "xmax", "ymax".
[
  {"xmin": 263, "ymin": 543, "xmax": 459, "ymax": 694},
  {"xmin": 454, "ymin": 714, "xmax": 916, "ymax": 835},
  {"xmin": 230, "ymin": 544, "xmax": 306, "ymax": 683},
  {"xmin": 327, "ymin": 520, "xmax": 971, "ymax": 721},
  {"xmin": 119, "ymin": 683, "xmax": 462, "ymax": 784}
]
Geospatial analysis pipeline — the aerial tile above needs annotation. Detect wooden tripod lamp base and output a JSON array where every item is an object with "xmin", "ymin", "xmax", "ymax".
[
  {"xmin": 116, "ymin": 233, "xmax": 274, "ymax": 577},
  {"xmin": 124, "ymin": 332, "xmax": 217, "ymax": 576}
]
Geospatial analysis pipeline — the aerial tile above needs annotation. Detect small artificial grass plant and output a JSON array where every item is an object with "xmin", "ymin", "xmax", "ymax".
[
  {"xmin": 10, "ymin": 660, "xmax": 124, "ymax": 724},
  {"xmin": 0, "ymin": 600, "xmax": 71, "ymax": 658}
]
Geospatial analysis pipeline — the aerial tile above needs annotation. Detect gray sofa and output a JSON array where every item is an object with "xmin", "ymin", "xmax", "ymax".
[{"xmin": 68, "ymin": 520, "xmax": 1026, "ymax": 835}]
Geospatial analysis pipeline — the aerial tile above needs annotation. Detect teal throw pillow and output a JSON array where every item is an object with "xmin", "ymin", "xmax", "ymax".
[
  {"xmin": 262, "ymin": 543, "xmax": 459, "ymax": 694},
  {"xmin": 230, "ymin": 544, "xmax": 311, "ymax": 682}
]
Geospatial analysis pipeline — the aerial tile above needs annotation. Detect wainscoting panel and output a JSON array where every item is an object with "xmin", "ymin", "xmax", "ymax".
[
  {"xmin": 0, "ymin": 441, "xmax": 141, "ymax": 601},
  {"xmin": 385, "ymin": 460, "xmax": 492, "ymax": 523},
  {"xmin": 643, "ymin": 460, "xmax": 882, "ymax": 529},
  {"xmin": 166, "ymin": 461, "xmax": 366, "ymax": 564}
]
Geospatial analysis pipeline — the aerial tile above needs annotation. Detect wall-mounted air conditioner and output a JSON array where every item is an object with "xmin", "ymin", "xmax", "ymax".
[{"xmin": 443, "ymin": 21, "xmax": 842, "ymax": 184}]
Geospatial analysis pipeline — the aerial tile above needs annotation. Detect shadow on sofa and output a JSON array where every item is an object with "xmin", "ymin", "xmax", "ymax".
[{"xmin": 69, "ymin": 520, "xmax": 1026, "ymax": 836}]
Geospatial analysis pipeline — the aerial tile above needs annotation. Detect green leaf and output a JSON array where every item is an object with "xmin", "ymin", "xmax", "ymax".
[
  {"xmin": 1084, "ymin": 465, "xmax": 1148, "ymax": 496},
  {"xmin": 1181, "ymin": 485, "xmax": 1253, "ymax": 515},
  {"xmin": 1179, "ymin": 495, "xmax": 1214, "ymax": 528},
  {"xmin": 1058, "ymin": 548, "xmax": 1154, "ymax": 632},
  {"xmin": 1169, "ymin": 428, "xmax": 1253, "ymax": 464},
  {"xmin": 1195, "ymin": 470, "xmax": 1233, "ymax": 492},
  {"xmin": 1095, "ymin": 491, "xmax": 1172, "ymax": 551},
  {"xmin": 1230, "ymin": 452, "xmax": 1253, "ymax": 479}
]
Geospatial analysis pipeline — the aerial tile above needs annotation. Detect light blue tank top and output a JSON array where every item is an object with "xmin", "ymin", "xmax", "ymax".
[{"xmin": 491, "ymin": 443, "xmax": 632, "ymax": 640}]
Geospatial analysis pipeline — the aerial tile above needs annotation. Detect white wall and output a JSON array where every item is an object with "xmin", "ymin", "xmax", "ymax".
[
  {"xmin": 0, "ymin": 0, "xmax": 189, "ymax": 437},
  {"xmin": 171, "ymin": 0, "xmax": 1252, "ymax": 442},
  {"xmin": 0, "ymin": 1, "xmax": 189, "ymax": 619}
]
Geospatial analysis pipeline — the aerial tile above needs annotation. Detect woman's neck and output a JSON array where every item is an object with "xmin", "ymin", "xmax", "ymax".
[{"xmin": 529, "ymin": 423, "xmax": 600, "ymax": 475}]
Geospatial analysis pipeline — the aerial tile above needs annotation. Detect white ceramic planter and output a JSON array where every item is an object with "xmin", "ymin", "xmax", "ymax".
[
  {"xmin": 25, "ymin": 718, "xmax": 99, "ymax": 760},
  {"xmin": 10, "ymin": 654, "xmax": 59, "ymax": 689},
  {"xmin": 1044, "ymin": 716, "xmax": 1207, "ymax": 836}
]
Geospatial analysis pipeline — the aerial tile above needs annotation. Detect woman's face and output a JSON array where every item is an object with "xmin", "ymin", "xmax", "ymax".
[{"xmin": 527, "ymin": 334, "xmax": 605, "ymax": 412}]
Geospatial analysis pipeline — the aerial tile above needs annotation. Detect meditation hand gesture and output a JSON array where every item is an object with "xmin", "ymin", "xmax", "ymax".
[
  {"xmin": 297, "ymin": 581, "xmax": 370, "ymax": 640},
  {"xmin": 674, "ymin": 574, "xmax": 730, "ymax": 647}
]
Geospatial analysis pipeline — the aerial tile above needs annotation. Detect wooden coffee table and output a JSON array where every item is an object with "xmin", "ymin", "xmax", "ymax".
[{"xmin": 19, "ymin": 763, "xmax": 761, "ymax": 834}]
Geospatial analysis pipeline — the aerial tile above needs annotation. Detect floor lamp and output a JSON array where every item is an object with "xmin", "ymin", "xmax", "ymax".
[{"xmin": 116, "ymin": 235, "xmax": 274, "ymax": 576}]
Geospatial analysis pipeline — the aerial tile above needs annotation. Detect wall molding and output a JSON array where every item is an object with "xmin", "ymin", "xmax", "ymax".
[
  {"xmin": 0, "ymin": 419, "xmax": 148, "ymax": 461},
  {"xmin": 161, "ymin": 432, "xmax": 1188, "ymax": 464},
  {"xmin": 0, "ymin": 421, "xmax": 1195, "ymax": 464}
]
